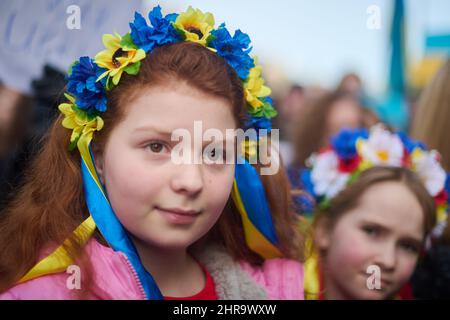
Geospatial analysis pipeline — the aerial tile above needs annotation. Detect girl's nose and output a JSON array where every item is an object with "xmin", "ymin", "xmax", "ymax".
[
  {"xmin": 170, "ymin": 163, "xmax": 204, "ymax": 197},
  {"xmin": 374, "ymin": 242, "xmax": 397, "ymax": 272}
]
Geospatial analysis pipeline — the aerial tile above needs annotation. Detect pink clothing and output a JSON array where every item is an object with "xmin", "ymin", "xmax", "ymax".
[
  {"xmin": 0, "ymin": 240, "xmax": 304, "ymax": 300},
  {"xmin": 240, "ymin": 259, "xmax": 305, "ymax": 300}
]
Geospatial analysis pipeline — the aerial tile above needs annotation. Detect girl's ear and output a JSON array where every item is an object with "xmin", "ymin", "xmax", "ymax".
[
  {"xmin": 314, "ymin": 216, "xmax": 332, "ymax": 252},
  {"xmin": 93, "ymin": 149, "xmax": 105, "ymax": 184}
]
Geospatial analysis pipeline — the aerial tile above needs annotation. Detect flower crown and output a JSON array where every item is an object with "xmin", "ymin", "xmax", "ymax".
[
  {"xmin": 58, "ymin": 5, "xmax": 277, "ymax": 151},
  {"xmin": 301, "ymin": 124, "xmax": 450, "ymax": 235}
]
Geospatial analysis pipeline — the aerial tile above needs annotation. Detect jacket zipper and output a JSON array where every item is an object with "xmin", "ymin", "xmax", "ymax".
[{"xmin": 121, "ymin": 252, "xmax": 147, "ymax": 300}]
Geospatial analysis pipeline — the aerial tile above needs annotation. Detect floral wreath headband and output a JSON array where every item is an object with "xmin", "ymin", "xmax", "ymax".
[
  {"xmin": 19, "ymin": 6, "xmax": 282, "ymax": 300},
  {"xmin": 59, "ymin": 5, "xmax": 277, "ymax": 152},
  {"xmin": 300, "ymin": 124, "xmax": 450, "ymax": 237}
]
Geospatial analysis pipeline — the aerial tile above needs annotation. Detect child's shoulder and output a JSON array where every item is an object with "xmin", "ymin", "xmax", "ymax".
[
  {"xmin": 239, "ymin": 258, "xmax": 305, "ymax": 300},
  {"xmin": 0, "ymin": 239, "xmax": 144, "ymax": 300}
]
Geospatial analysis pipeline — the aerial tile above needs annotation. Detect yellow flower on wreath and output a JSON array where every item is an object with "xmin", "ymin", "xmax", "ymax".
[
  {"xmin": 95, "ymin": 33, "xmax": 145, "ymax": 86},
  {"xmin": 174, "ymin": 6, "xmax": 215, "ymax": 46},
  {"xmin": 58, "ymin": 94, "xmax": 104, "ymax": 149},
  {"xmin": 244, "ymin": 58, "xmax": 272, "ymax": 109}
]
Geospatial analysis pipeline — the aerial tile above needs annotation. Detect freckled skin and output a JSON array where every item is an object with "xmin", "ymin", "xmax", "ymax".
[
  {"xmin": 316, "ymin": 181, "xmax": 425, "ymax": 299},
  {"xmin": 95, "ymin": 83, "xmax": 237, "ymax": 251}
]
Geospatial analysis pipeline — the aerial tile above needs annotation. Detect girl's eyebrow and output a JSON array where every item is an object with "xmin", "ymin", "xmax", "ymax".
[
  {"xmin": 132, "ymin": 125, "xmax": 235, "ymax": 146},
  {"xmin": 133, "ymin": 126, "xmax": 235, "ymax": 140},
  {"xmin": 359, "ymin": 219, "xmax": 423, "ymax": 243},
  {"xmin": 359, "ymin": 219, "xmax": 390, "ymax": 232},
  {"xmin": 132, "ymin": 125, "xmax": 173, "ymax": 137},
  {"xmin": 401, "ymin": 236, "xmax": 423, "ymax": 246}
]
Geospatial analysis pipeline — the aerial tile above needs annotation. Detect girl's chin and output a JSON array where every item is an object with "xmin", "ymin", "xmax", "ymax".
[
  {"xmin": 350, "ymin": 285, "xmax": 393, "ymax": 300},
  {"xmin": 342, "ymin": 274, "xmax": 393, "ymax": 300}
]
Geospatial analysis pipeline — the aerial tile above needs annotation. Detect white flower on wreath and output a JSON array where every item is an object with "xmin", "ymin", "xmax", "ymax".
[
  {"xmin": 411, "ymin": 148, "xmax": 446, "ymax": 197},
  {"xmin": 356, "ymin": 124, "xmax": 404, "ymax": 166},
  {"xmin": 311, "ymin": 151, "xmax": 350, "ymax": 199}
]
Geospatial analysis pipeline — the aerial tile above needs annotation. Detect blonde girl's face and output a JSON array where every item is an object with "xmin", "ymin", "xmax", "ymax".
[
  {"xmin": 95, "ymin": 82, "xmax": 237, "ymax": 250},
  {"xmin": 316, "ymin": 181, "xmax": 425, "ymax": 300}
]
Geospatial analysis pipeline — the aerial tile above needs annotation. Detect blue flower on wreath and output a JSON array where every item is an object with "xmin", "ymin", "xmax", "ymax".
[
  {"xmin": 398, "ymin": 131, "xmax": 427, "ymax": 153},
  {"xmin": 130, "ymin": 6, "xmax": 180, "ymax": 53},
  {"xmin": 67, "ymin": 56, "xmax": 107, "ymax": 114},
  {"xmin": 331, "ymin": 128, "xmax": 368, "ymax": 160},
  {"xmin": 210, "ymin": 24, "xmax": 254, "ymax": 79},
  {"xmin": 245, "ymin": 116, "xmax": 272, "ymax": 133}
]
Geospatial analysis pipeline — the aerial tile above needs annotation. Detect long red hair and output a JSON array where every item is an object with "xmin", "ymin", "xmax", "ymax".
[{"xmin": 0, "ymin": 42, "xmax": 305, "ymax": 294}]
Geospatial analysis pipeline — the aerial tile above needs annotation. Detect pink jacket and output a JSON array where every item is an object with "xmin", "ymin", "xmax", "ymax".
[{"xmin": 0, "ymin": 240, "xmax": 304, "ymax": 300}]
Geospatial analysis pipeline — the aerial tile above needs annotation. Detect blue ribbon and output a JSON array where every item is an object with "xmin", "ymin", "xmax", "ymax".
[
  {"xmin": 234, "ymin": 159, "xmax": 278, "ymax": 245},
  {"xmin": 81, "ymin": 149, "xmax": 162, "ymax": 299}
]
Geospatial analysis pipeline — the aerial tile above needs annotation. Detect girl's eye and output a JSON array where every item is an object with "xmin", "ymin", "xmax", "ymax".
[
  {"xmin": 399, "ymin": 241, "xmax": 420, "ymax": 254},
  {"xmin": 362, "ymin": 225, "xmax": 381, "ymax": 237},
  {"xmin": 212, "ymin": 148, "xmax": 226, "ymax": 159},
  {"xmin": 147, "ymin": 142, "xmax": 167, "ymax": 154},
  {"xmin": 204, "ymin": 147, "xmax": 226, "ymax": 162}
]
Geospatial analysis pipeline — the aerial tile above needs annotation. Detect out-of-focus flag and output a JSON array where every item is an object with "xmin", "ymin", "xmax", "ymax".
[{"xmin": 377, "ymin": 0, "xmax": 409, "ymax": 131}]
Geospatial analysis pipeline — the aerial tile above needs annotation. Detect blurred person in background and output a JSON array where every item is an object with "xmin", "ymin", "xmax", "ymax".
[
  {"xmin": 291, "ymin": 90, "xmax": 367, "ymax": 170},
  {"xmin": 0, "ymin": 67, "xmax": 65, "ymax": 211},
  {"xmin": 411, "ymin": 60, "xmax": 450, "ymax": 172},
  {"xmin": 286, "ymin": 90, "xmax": 369, "ymax": 215},
  {"xmin": 410, "ymin": 59, "xmax": 450, "ymax": 299},
  {"xmin": 276, "ymin": 84, "xmax": 306, "ymax": 139},
  {"xmin": 0, "ymin": 84, "xmax": 33, "ymax": 211},
  {"xmin": 274, "ymin": 84, "xmax": 306, "ymax": 167},
  {"xmin": 337, "ymin": 73, "xmax": 379, "ymax": 128},
  {"xmin": 0, "ymin": 0, "xmax": 142, "ymax": 210}
]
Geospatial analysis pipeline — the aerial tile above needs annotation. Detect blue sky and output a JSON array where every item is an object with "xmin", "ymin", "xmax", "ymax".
[{"xmin": 146, "ymin": 0, "xmax": 450, "ymax": 96}]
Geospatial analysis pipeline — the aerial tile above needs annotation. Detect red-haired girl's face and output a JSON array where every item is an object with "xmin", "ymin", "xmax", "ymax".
[
  {"xmin": 95, "ymin": 82, "xmax": 236, "ymax": 251},
  {"xmin": 316, "ymin": 181, "xmax": 425, "ymax": 299}
]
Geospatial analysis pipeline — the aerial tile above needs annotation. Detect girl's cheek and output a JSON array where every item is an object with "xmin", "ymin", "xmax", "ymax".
[
  {"xmin": 395, "ymin": 256, "xmax": 419, "ymax": 285},
  {"xmin": 203, "ymin": 167, "xmax": 234, "ymax": 212},
  {"xmin": 330, "ymin": 228, "xmax": 374, "ymax": 270},
  {"xmin": 128, "ymin": 152, "xmax": 172, "ymax": 185},
  {"xmin": 107, "ymin": 161, "xmax": 166, "ymax": 219},
  {"xmin": 199, "ymin": 172, "xmax": 226, "ymax": 212},
  {"xmin": 114, "ymin": 166, "xmax": 153, "ymax": 201}
]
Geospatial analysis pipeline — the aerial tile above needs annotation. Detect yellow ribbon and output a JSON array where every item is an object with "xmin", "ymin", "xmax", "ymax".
[
  {"xmin": 231, "ymin": 180, "xmax": 282, "ymax": 259},
  {"xmin": 18, "ymin": 216, "xmax": 96, "ymax": 283},
  {"xmin": 18, "ymin": 99, "xmax": 102, "ymax": 284},
  {"xmin": 303, "ymin": 248, "xmax": 320, "ymax": 300}
]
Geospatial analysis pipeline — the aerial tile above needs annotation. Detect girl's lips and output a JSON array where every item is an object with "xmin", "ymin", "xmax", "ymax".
[
  {"xmin": 380, "ymin": 278, "xmax": 393, "ymax": 288},
  {"xmin": 155, "ymin": 206, "xmax": 201, "ymax": 225}
]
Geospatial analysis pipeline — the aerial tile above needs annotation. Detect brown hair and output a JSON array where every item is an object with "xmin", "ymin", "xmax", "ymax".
[
  {"xmin": 411, "ymin": 59, "xmax": 450, "ymax": 172},
  {"xmin": 0, "ymin": 42, "xmax": 304, "ymax": 294},
  {"xmin": 292, "ymin": 90, "xmax": 365, "ymax": 168},
  {"xmin": 313, "ymin": 166, "xmax": 436, "ymax": 245}
]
